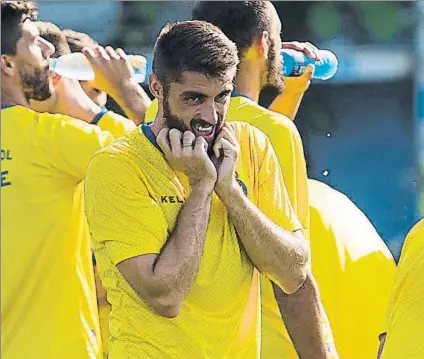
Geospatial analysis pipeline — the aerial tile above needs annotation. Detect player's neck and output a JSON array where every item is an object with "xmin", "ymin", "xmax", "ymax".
[
  {"xmin": 29, "ymin": 94, "xmax": 57, "ymax": 113},
  {"xmin": 149, "ymin": 108, "xmax": 166, "ymax": 137},
  {"xmin": 1, "ymin": 82, "xmax": 28, "ymax": 108},
  {"xmin": 234, "ymin": 60, "xmax": 261, "ymax": 103}
]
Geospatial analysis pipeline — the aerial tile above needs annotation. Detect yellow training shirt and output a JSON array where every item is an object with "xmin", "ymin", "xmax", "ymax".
[
  {"xmin": 145, "ymin": 97, "xmax": 308, "ymax": 231},
  {"xmin": 145, "ymin": 97, "xmax": 310, "ymax": 359},
  {"xmin": 1, "ymin": 105, "xmax": 135, "ymax": 359},
  {"xmin": 380, "ymin": 219, "xmax": 424, "ymax": 359},
  {"xmin": 84, "ymin": 121, "xmax": 301, "ymax": 359},
  {"xmin": 309, "ymin": 179, "xmax": 396, "ymax": 359}
]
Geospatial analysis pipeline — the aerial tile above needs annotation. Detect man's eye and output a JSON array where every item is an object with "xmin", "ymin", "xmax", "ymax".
[
  {"xmin": 186, "ymin": 96, "xmax": 202, "ymax": 103},
  {"xmin": 217, "ymin": 91, "xmax": 230, "ymax": 100}
]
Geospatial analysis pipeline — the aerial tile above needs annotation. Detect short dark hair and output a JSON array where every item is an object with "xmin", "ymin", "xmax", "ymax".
[
  {"xmin": 192, "ymin": 1, "xmax": 271, "ymax": 55},
  {"xmin": 35, "ymin": 21, "xmax": 71, "ymax": 58},
  {"xmin": 152, "ymin": 20, "xmax": 239, "ymax": 87},
  {"xmin": 62, "ymin": 29, "xmax": 99, "ymax": 53},
  {"xmin": 1, "ymin": 0, "xmax": 38, "ymax": 54}
]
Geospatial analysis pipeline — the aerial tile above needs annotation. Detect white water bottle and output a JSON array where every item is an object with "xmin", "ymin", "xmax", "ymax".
[{"xmin": 49, "ymin": 52, "xmax": 147, "ymax": 83}]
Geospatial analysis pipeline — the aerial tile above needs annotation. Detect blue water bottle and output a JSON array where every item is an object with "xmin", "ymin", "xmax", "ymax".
[{"xmin": 281, "ymin": 49, "xmax": 338, "ymax": 80}]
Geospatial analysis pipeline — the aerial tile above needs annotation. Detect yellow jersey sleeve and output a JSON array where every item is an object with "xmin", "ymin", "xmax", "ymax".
[
  {"xmin": 95, "ymin": 111, "xmax": 137, "ymax": 138},
  {"xmin": 84, "ymin": 150, "xmax": 168, "ymax": 265},
  {"xmin": 48, "ymin": 114, "xmax": 114, "ymax": 183},
  {"xmin": 381, "ymin": 219, "xmax": 424, "ymax": 359}
]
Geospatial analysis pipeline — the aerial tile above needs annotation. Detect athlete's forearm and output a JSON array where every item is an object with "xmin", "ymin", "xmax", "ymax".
[
  {"xmin": 109, "ymin": 79, "xmax": 152, "ymax": 125},
  {"xmin": 268, "ymin": 71, "xmax": 312, "ymax": 120},
  {"xmin": 268, "ymin": 90, "xmax": 305, "ymax": 121},
  {"xmin": 151, "ymin": 182, "xmax": 213, "ymax": 309},
  {"xmin": 274, "ymin": 273, "xmax": 337, "ymax": 359},
  {"xmin": 220, "ymin": 185, "xmax": 309, "ymax": 294},
  {"xmin": 95, "ymin": 111, "xmax": 136, "ymax": 138},
  {"xmin": 51, "ymin": 78, "xmax": 103, "ymax": 123}
]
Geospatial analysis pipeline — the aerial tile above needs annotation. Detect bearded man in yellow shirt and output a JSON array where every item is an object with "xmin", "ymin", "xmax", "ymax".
[
  {"xmin": 269, "ymin": 42, "xmax": 396, "ymax": 359},
  {"xmin": 84, "ymin": 20, "xmax": 312, "ymax": 359},
  {"xmin": 29, "ymin": 20, "xmax": 139, "ymax": 359},
  {"xmin": 1, "ymin": 2, "xmax": 149, "ymax": 358},
  {"xmin": 145, "ymin": 3, "xmax": 338, "ymax": 358},
  {"xmin": 29, "ymin": 20, "xmax": 150, "ymax": 359}
]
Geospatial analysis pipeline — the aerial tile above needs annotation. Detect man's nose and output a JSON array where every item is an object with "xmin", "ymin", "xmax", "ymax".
[{"xmin": 198, "ymin": 102, "xmax": 219, "ymax": 125}]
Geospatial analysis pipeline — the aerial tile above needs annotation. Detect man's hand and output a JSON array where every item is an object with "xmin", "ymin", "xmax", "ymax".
[
  {"xmin": 283, "ymin": 65, "xmax": 315, "ymax": 95},
  {"xmin": 82, "ymin": 46, "xmax": 134, "ymax": 99},
  {"xmin": 157, "ymin": 128, "xmax": 217, "ymax": 188},
  {"xmin": 211, "ymin": 123, "xmax": 240, "ymax": 198},
  {"xmin": 281, "ymin": 41, "xmax": 320, "ymax": 94},
  {"xmin": 268, "ymin": 41, "xmax": 321, "ymax": 119},
  {"xmin": 282, "ymin": 41, "xmax": 321, "ymax": 61},
  {"xmin": 82, "ymin": 45, "xmax": 151, "ymax": 125}
]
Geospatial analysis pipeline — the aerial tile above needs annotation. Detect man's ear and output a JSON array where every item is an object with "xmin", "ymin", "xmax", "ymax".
[
  {"xmin": 1, "ymin": 55, "xmax": 16, "ymax": 77},
  {"xmin": 245, "ymin": 31, "xmax": 270, "ymax": 61},
  {"xmin": 258, "ymin": 31, "xmax": 270, "ymax": 60},
  {"xmin": 148, "ymin": 72, "xmax": 163, "ymax": 100}
]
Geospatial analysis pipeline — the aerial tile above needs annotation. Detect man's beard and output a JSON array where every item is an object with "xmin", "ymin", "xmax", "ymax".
[
  {"xmin": 264, "ymin": 39, "xmax": 284, "ymax": 94},
  {"xmin": 163, "ymin": 94, "xmax": 190, "ymax": 132},
  {"xmin": 20, "ymin": 66, "xmax": 52, "ymax": 102},
  {"xmin": 162, "ymin": 93, "xmax": 223, "ymax": 154}
]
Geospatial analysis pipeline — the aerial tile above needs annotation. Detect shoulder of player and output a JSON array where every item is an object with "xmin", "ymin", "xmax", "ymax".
[
  {"xmin": 32, "ymin": 110, "xmax": 99, "ymax": 134},
  {"xmin": 91, "ymin": 130, "xmax": 143, "ymax": 161},
  {"xmin": 308, "ymin": 180, "xmax": 359, "ymax": 221},
  {"xmin": 36, "ymin": 111, "xmax": 139, "ymax": 143},
  {"xmin": 392, "ymin": 219, "xmax": 424, "ymax": 291},
  {"xmin": 231, "ymin": 97, "xmax": 291, "ymax": 122},
  {"xmin": 230, "ymin": 120, "xmax": 267, "ymax": 140},
  {"xmin": 401, "ymin": 219, "xmax": 424, "ymax": 256},
  {"xmin": 230, "ymin": 121, "xmax": 273, "ymax": 157},
  {"xmin": 309, "ymin": 180, "xmax": 357, "ymax": 215},
  {"xmin": 262, "ymin": 109, "xmax": 301, "ymax": 137},
  {"xmin": 308, "ymin": 180, "xmax": 338, "ymax": 213},
  {"xmin": 407, "ymin": 219, "xmax": 424, "ymax": 239},
  {"xmin": 2, "ymin": 106, "xmax": 98, "ymax": 136},
  {"xmin": 229, "ymin": 99, "xmax": 300, "ymax": 137},
  {"xmin": 309, "ymin": 180, "xmax": 393, "ymax": 249},
  {"xmin": 86, "ymin": 141, "xmax": 141, "ymax": 184}
]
